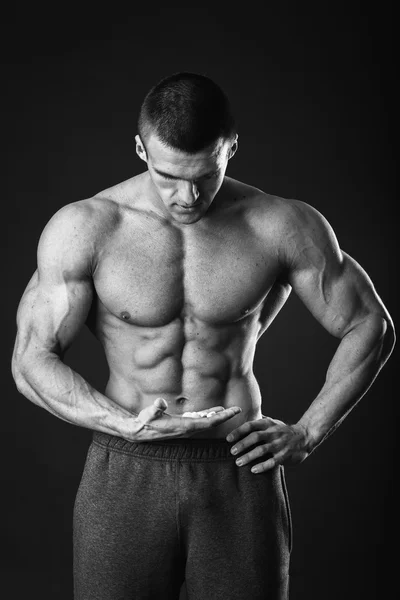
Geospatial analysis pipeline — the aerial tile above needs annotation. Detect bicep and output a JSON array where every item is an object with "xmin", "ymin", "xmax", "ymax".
[
  {"xmin": 15, "ymin": 269, "xmax": 93, "ymax": 359},
  {"xmin": 290, "ymin": 251, "xmax": 388, "ymax": 337},
  {"xmin": 14, "ymin": 204, "xmax": 95, "ymax": 363},
  {"xmin": 284, "ymin": 203, "xmax": 389, "ymax": 338}
]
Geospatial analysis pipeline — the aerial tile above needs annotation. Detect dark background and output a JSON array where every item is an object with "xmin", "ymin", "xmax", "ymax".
[{"xmin": 3, "ymin": 4, "xmax": 397, "ymax": 599}]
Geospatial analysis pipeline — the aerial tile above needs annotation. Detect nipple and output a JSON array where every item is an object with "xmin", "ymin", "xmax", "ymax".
[
  {"xmin": 240, "ymin": 308, "xmax": 249, "ymax": 316},
  {"xmin": 121, "ymin": 311, "xmax": 131, "ymax": 321}
]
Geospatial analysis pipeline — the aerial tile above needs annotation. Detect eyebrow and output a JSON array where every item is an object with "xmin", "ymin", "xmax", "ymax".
[{"xmin": 153, "ymin": 168, "xmax": 218, "ymax": 180}]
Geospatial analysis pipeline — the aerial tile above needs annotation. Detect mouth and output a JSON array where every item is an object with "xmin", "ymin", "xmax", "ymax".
[{"xmin": 176, "ymin": 200, "xmax": 202, "ymax": 211}]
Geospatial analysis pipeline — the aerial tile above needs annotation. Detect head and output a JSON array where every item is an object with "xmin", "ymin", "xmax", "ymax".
[{"xmin": 136, "ymin": 72, "xmax": 238, "ymax": 224}]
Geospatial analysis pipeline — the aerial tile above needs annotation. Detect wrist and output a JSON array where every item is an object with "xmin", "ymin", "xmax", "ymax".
[
  {"xmin": 114, "ymin": 414, "xmax": 145, "ymax": 441},
  {"xmin": 295, "ymin": 419, "xmax": 322, "ymax": 454}
]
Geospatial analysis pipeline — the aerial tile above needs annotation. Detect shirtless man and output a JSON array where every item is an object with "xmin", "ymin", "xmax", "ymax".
[{"xmin": 12, "ymin": 72, "xmax": 395, "ymax": 600}]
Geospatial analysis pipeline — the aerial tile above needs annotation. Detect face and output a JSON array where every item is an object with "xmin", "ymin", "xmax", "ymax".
[{"xmin": 135, "ymin": 131, "xmax": 238, "ymax": 224}]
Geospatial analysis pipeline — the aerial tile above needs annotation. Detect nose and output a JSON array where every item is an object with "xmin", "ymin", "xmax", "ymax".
[{"xmin": 181, "ymin": 182, "xmax": 200, "ymax": 206}]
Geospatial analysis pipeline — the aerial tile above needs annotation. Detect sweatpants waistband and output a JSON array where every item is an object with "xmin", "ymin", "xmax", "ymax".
[{"xmin": 92, "ymin": 431, "xmax": 236, "ymax": 461}]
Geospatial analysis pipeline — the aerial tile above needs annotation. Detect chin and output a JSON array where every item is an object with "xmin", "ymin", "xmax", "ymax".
[
  {"xmin": 170, "ymin": 204, "xmax": 210, "ymax": 224},
  {"xmin": 173, "ymin": 212, "xmax": 204, "ymax": 225}
]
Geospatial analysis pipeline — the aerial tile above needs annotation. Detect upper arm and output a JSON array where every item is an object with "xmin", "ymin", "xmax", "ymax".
[
  {"xmin": 13, "ymin": 201, "xmax": 97, "ymax": 370},
  {"xmin": 282, "ymin": 200, "xmax": 391, "ymax": 338}
]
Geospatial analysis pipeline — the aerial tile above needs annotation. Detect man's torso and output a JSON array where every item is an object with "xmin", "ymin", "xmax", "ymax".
[{"xmin": 83, "ymin": 174, "xmax": 292, "ymax": 437}]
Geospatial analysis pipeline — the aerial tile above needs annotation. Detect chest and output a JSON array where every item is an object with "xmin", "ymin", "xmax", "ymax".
[{"xmin": 93, "ymin": 215, "xmax": 280, "ymax": 326}]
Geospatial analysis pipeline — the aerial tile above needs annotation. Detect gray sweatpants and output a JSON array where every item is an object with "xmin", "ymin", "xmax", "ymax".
[{"xmin": 73, "ymin": 432, "xmax": 292, "ymax": 599}]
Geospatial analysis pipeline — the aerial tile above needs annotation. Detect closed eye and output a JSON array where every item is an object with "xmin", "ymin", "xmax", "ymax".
[{"xmin": 154, "ymin": 168, "xmax": 219, "ymax": 182}]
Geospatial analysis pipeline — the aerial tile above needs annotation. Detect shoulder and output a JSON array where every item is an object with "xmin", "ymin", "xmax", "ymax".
[
  {"xmin": 223, "ymin": 176, "xmax": 298, "ymax": 223},
  {"xmin": 37, "ymin": 197, "xmax": 120, "ymax": 274},
  {"xmin": 225, "ymin": 179, "xmax": 342, "ymax": 266},
  {"xmin": 223, "ymin": 177, "xmax": 304, "ymax": 232},
  {"xmin": 266, "ymin": 197, "xmax": 343, "ymax": 271},
  {"xmin": 40, "ymin": 195, "xmax": 121, "ymax": 242},
  {"xmin": 234, "ymin": 183, "xmax": 329, "ymax": 231},
  {"xmin": 276, "ymin": 199, "xmax": 342, "ymax": 266}
]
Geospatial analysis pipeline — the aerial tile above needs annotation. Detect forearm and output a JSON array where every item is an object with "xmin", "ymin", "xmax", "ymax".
[
  {"xmin": 298, "ymin": 315, "xmax": 395, "ymax": 451},
  {"xmin": 13, "ymin": 352, "xmax": 145, "ymax": 440}
]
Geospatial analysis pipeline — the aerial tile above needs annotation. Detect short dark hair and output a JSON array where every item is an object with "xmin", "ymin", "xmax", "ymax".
[{"xmin": 138, "ymin": 72, "xmax": 236, "ymax": 153}]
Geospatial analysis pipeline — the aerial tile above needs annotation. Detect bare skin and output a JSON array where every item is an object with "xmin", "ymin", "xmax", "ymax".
[{"xmin": 12, "ymin": 132, "xmax": 395, "ymax": 472}]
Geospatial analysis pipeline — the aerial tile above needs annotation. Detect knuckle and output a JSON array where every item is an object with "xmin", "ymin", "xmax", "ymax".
[
  {"xmin": 254, "ymin": 445, "xmax": 265, "ymax": 457},
  {"xmin": 247, "ymin": 445, "xmax": 265, "ymax": 461},
  {"xmin": 269, "ymin": 438, "xmax": 280, "ymax": 449}
]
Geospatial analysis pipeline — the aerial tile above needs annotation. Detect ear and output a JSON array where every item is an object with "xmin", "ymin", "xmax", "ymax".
[
  {"xmin": 135, "ymin": 134, "xmax": 148, "ymax": 162},
  {"xmin": 228, "ymin": 134, "xmax": 238, "ymax": 160}
]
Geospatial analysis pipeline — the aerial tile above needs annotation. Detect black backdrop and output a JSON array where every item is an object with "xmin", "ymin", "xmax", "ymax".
[{"xmin": 3, "ymin": 4, "xmax": 397, "ymax": 599}]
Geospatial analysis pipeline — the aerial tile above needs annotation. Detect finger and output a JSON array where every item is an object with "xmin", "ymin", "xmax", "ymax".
[
  {"xmin": 262, "ymin": 415, "xmax": 286, "ymax": 426},
  {"xmin": 189, "ymin": 407, "xmax": 242, "ymax": 431},
  {"xmin": 227, "ymin": 422, "xmax": 285, "ymax": 444},
  {"xmin": 138, "ymin": 398, "xmax": 168, "ymax": 422},
  {"xmin": 234, "ymin": 444, "xmax": 280, "ymax": 467},
  {"xmin": 203, "ymin": 406, "xmax": 225, "ymax": 414},
  {"xmin": 231, "ymin": 431, "xmax": 280, "ymax": 454},
  {"xmin": 250, "ymin": 449, "xmax": 286, "ymax": 474},
  {"xmin": 230, "ymin": 431, "xmax": 263, "ymax": 454},
  {"xmin": 154, "ymin": 397, "xmax": 168, "ymax": 410},
  {"xmin": 226, "ymin": 419, "xmax": 268, "ymax": 443}
]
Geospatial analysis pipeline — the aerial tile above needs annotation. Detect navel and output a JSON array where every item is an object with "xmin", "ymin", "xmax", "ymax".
[{"xmin": 176, "ymin": 396, "xmax": 189, "ymax": 404}]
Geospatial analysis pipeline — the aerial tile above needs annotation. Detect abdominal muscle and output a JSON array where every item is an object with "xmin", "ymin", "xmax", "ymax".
[
  {"xmin": 92, "ymin": 295, "xmax": 267, "ymax": 438},
  {"xmin": 102, "ymin": 334, "xmax": 263, "ymax": 439},
  {"xmin": 105, "ymin": 372, "xmax": 263, "ymax": 439}
]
